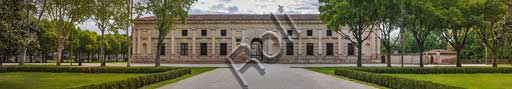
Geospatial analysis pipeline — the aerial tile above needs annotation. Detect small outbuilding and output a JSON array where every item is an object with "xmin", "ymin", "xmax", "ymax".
[{"xmin": 423, "ymin": 49, "xmax": 457, "ymax": 64}]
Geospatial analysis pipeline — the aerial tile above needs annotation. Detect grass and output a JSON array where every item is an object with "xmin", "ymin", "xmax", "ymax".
[
  {"xmin": 304, "ymin": 67, "xmax": 388, "ymax": 89},
  {"xmin": 0, "ymin": 72, "xmax": 145, "ymax": 89},
  {"xmin": 141, "ymin": 67, "xmax": 216, "ymax": 89},
  {"xmin": 384, "ymin": 73, "xmax": 512, "ymax": 89},
  {"xmin": 487, "ymin": 64, "xmax": 512, "ymax": 67}
]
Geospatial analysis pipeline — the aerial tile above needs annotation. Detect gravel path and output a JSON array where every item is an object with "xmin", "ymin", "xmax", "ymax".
[{"xmin": 158, "ymin": 64, "xmax": 375, "ymax": 89}]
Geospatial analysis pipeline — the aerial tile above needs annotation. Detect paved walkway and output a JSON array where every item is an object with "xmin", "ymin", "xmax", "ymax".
[{"xmin": 158, "ymin": 64, "xmax": 376, "ymax": 89}]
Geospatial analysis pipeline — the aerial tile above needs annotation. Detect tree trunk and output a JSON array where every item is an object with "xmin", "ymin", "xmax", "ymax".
[
  {"xmin": 100, "ymin": 30, "xmax": 105, "ymax": 67},
  {"xmin": 75, "ymin": 51, "xmax": 78, "ymax": 63},
  {"xmin": 456, "ymin": 50, "xmax": 462, "ymax": 67},
  {"xmin": 115, "ymin": 54, "xmax": 118, "ymax": 62},
  {"xmin": 42, "ymin": 53, "xmax": 45, "ymax": 63},
  {"xmin": 492, "ymin": 52, "xmax": 497, "ymax": 67},
  {"xmin": 20, "ymin": 48, "xmax": 27, "ymax": 66},
  {"xmin": 357, "ymin": 44, "xmax": 362, "ymax": 67},
  {"xmin": 155, "ymin": 36, "xmax": 164, "ymax": 67},
  {"xmin": 78, "ymin": 53, "xmax": 82, "ymax": 66},
  {"xmin": 57, "ymin": 19, "xmax": 63, "ymax": 66},
  {"xmin": 419, "ymin": 47, "xmax": 424, "ymax": 67},
  {"xmin": 0, "ymin": 55, "xmax": 3, "ymax": 67},
  {"xmin": 386, "ymin": 53, "xmax": 391, "ymax": 67}
]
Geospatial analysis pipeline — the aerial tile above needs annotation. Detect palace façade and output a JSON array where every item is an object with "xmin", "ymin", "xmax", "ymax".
[{"xmin": 130, "ymin": 14, "xmax": 381, "ymax": 64}]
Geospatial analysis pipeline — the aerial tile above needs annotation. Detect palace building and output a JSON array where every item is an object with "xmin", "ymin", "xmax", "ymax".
[{"xmin": 130, "ymin": 14, "xmax": 381, "ymax": 64}]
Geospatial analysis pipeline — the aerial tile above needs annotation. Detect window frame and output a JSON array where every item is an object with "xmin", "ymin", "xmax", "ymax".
[
  {"xmin": 307, "ymin": 30, "xmax": 313, "ymax": 36},
  {"xmin": 201, "ymin": 30, "xmax": 207, "ymax": 36},
  {"xmin": 306, "ymin": 43, "xmax": 314, "ymax": 56},
  {"xmin": 286, "ymin": 43, "xmax": 294, "ymax": 55},
  {"xmin": 287, "ymin": 30, "xmax": 293, "ymax": 36},
  {"xmin": 160, "ymin": 43, "xmax": 166, "ymax": 56},
  {"xmin": 220, "ymin": 43, "xmax": 228, "ymax": 55},
  {"xmin": 326, "ymin": 30, "xmax": 332, "ymax": 36},
  {"xmin": 326, "ymin": 43, "xmax": 334, "ymax": 56},
  {"xmin": 220, "ymin": 30, "xmax": 227, "ymax": 36},
  {"xmin": 182, "ymin": 30, "xmax": 188, "ymax": 36},
  {"xmin": 180, "ymin": 43, "xmax": 188, "ymax": 56},
  {"xmin": 200, "ymin": 43, "xmax": 208, "ymax": 56},
  {"xmin": 347, "ymin": 43, "xmax": 355, "ymax": 56}
]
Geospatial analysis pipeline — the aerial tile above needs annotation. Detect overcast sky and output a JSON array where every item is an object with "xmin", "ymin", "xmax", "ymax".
[{"xmin": 77, "ymin": 0, "xmax": 320, "ymax": 34}]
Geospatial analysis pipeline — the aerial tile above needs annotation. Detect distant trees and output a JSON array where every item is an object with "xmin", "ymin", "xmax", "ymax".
[
  {"xmin": 44, "ymin": 0, "xmax": 92, "ymax": 66},
  {"xmin": 0, "ymin": 0, "xmax": 35, "ymax": 66},
  {"xmin": 319, "ymin": 0, "xmax": 512, "ymax": 67},
  {"xmin": 35, "ymin": 20, "xmax": 130, "ymax": 64},
  {"xmin": 1, "ymin": 16, "xmax": 129, "ymax": 66}
]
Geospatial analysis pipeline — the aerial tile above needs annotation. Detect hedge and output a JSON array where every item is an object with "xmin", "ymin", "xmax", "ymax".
[
  {"xmin": 0, "ymin": 66, "xmax": 192, "ymax": 89},
  {"xmin": 335, "ymin": 68, "xmax": 463, "ymax": 89},
  {"xmin": 68, "ymin": 68, "xmax": 191, "ymax": 89},
  {"xmin": 0, "ymin": 66, "xmax": 178, "ymax": 73},
  {"xmin": 350, "ymin": 67, "xmax": 512, "ymax": 74}
]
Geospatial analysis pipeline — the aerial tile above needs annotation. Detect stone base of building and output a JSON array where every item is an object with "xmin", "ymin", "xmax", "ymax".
[{"xmin": 130, "ymin": 55, "xmax": 381, "ymax": 64}]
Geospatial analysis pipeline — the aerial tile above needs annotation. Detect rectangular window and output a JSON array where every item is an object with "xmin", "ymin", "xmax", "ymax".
[
  {"xmin": 160, "ymin": 43, "xmax": 166, "ymax": 56},
  {"xmin": 306, "ymin": 43, "xmax": 314, "ymax": 55},
  {"xmin": 348, "ymin": 43, "xmax": 355, "ymax": 56},
  {"xmin": 326, "ymin": 43, "xmax": 333, "ymax": 55},
  {"xmin": 220, "ymin": 43, "xmax": 227, "ymax": 55},
  {"xmin": 180, "ymin": 43, "xmax": 188, "ymax": 56},
  {"xmin": 307, "ymin": 30, "xmax": 313, "ymax": 36},
  {"xmin": 182, "ymin": 30, "xmax": 188, "ymax": 36},
  {"xmin": 326, "ymin": 30, "xmax": 332, "ymax": 36},
  {"xmin": 287, "ymin": 30, "xmax": 293, "ymax": 36},
  {"xmin": 200, "ymin": 43, "xmax": 208, "ymax": 56},
  {"xmin": 221, "ymin": 30, "xmax": 227, "ymax": 36},
  {"xmin": 286, "ymin": 43, "xmax": 294, "ymax": 55},
  {"xmin": 236, "ymin": 38, "xmax": 241, "ymax": 42},
  {"xmin": 201, "ymin": 30, "xmax": 207, "ymax": 36}
]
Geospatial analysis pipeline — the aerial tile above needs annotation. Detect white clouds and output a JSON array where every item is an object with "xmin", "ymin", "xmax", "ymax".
[
  {"xmin": 79, "ymin": 0, "xmax": 320, "ymax": 33},
  {"xmin": 188, "ymin": 0, "xmax": 319, "ymax": 14}
]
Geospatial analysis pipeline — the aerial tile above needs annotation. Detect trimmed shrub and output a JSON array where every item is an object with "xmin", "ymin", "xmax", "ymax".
[
  {"xmin": 335, "ymin": 68, "xmax": 463, "ymax": 89},
  {"xmin": 350, "ymin": 67, "xmax": 512, "ymax": 74},
  {"xmin": 68, "ymin": 68, "xmax": 192, "ymax": 89}
]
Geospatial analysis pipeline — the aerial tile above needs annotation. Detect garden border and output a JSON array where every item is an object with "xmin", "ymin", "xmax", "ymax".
[
  {"xmin": 334, "ymin": 67, "xmax": 512, "ymax": 89},
  {"xmin": 0, "ymin": 66, "xmax": 191, "ymax": 89}
]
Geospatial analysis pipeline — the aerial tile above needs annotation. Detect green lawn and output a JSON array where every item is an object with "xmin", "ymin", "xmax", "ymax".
[
  {"xmin": 304, "ymin": 67, "xmax": 388, "ymax": 89},
  {"xmin": 489, "ymin": 64, "xmax": 512, "ymax": 67},
  {"xmin": 141, "ymin": 67, "xmax": 216, "ymax": 89},
  {"xmin": 0, "ymin": 72, "xmax": 145, "ymax": 89},
  {"xmin": 384, "ymin": 73, "xmax": 512, "ymax": 89}
]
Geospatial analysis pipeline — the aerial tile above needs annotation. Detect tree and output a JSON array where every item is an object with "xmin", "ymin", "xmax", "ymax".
[
  {"xmin": 139, "ymin": 0, "xmax": 196, "ymax": 66},
  {"xmin": 376, "ymin": 0, "xmax": 402, "ymax": 67},
  {"xmin": 401, "ymin": 0, "xmax": 441, "ymax": 67},
  {"xmin": 126, "ymin": 0, "xmax": 134, "ymax": 67},
  {"xmin": 475, "ymin": 0, "xmax": 508, "ymax": 67},
  {"xmin": 319, "ymin": 0, "xmax": 379, "ymax": 67},
  {"xmin": 90, "ymin": 0, "xmax": 128, "ymax": 66},
  {"xmin": 45, "ymin": 0, "xmax": 91, "ymax": 66},
  {"xmin": 0, "ymin": 0, "xmax": 37, "ymax": 66},
  {"xmin": 78, "ymin": 30, "xmax": 97, "ymax": 64},
  {"xmin": 37, "ymin": 19, "xmax": 58, "ymax": 63}
]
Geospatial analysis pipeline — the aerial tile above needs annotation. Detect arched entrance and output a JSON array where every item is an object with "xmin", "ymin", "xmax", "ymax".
[{"xmin": 250, "ymin": 38, "xmax": 264, "ymax": 63}]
